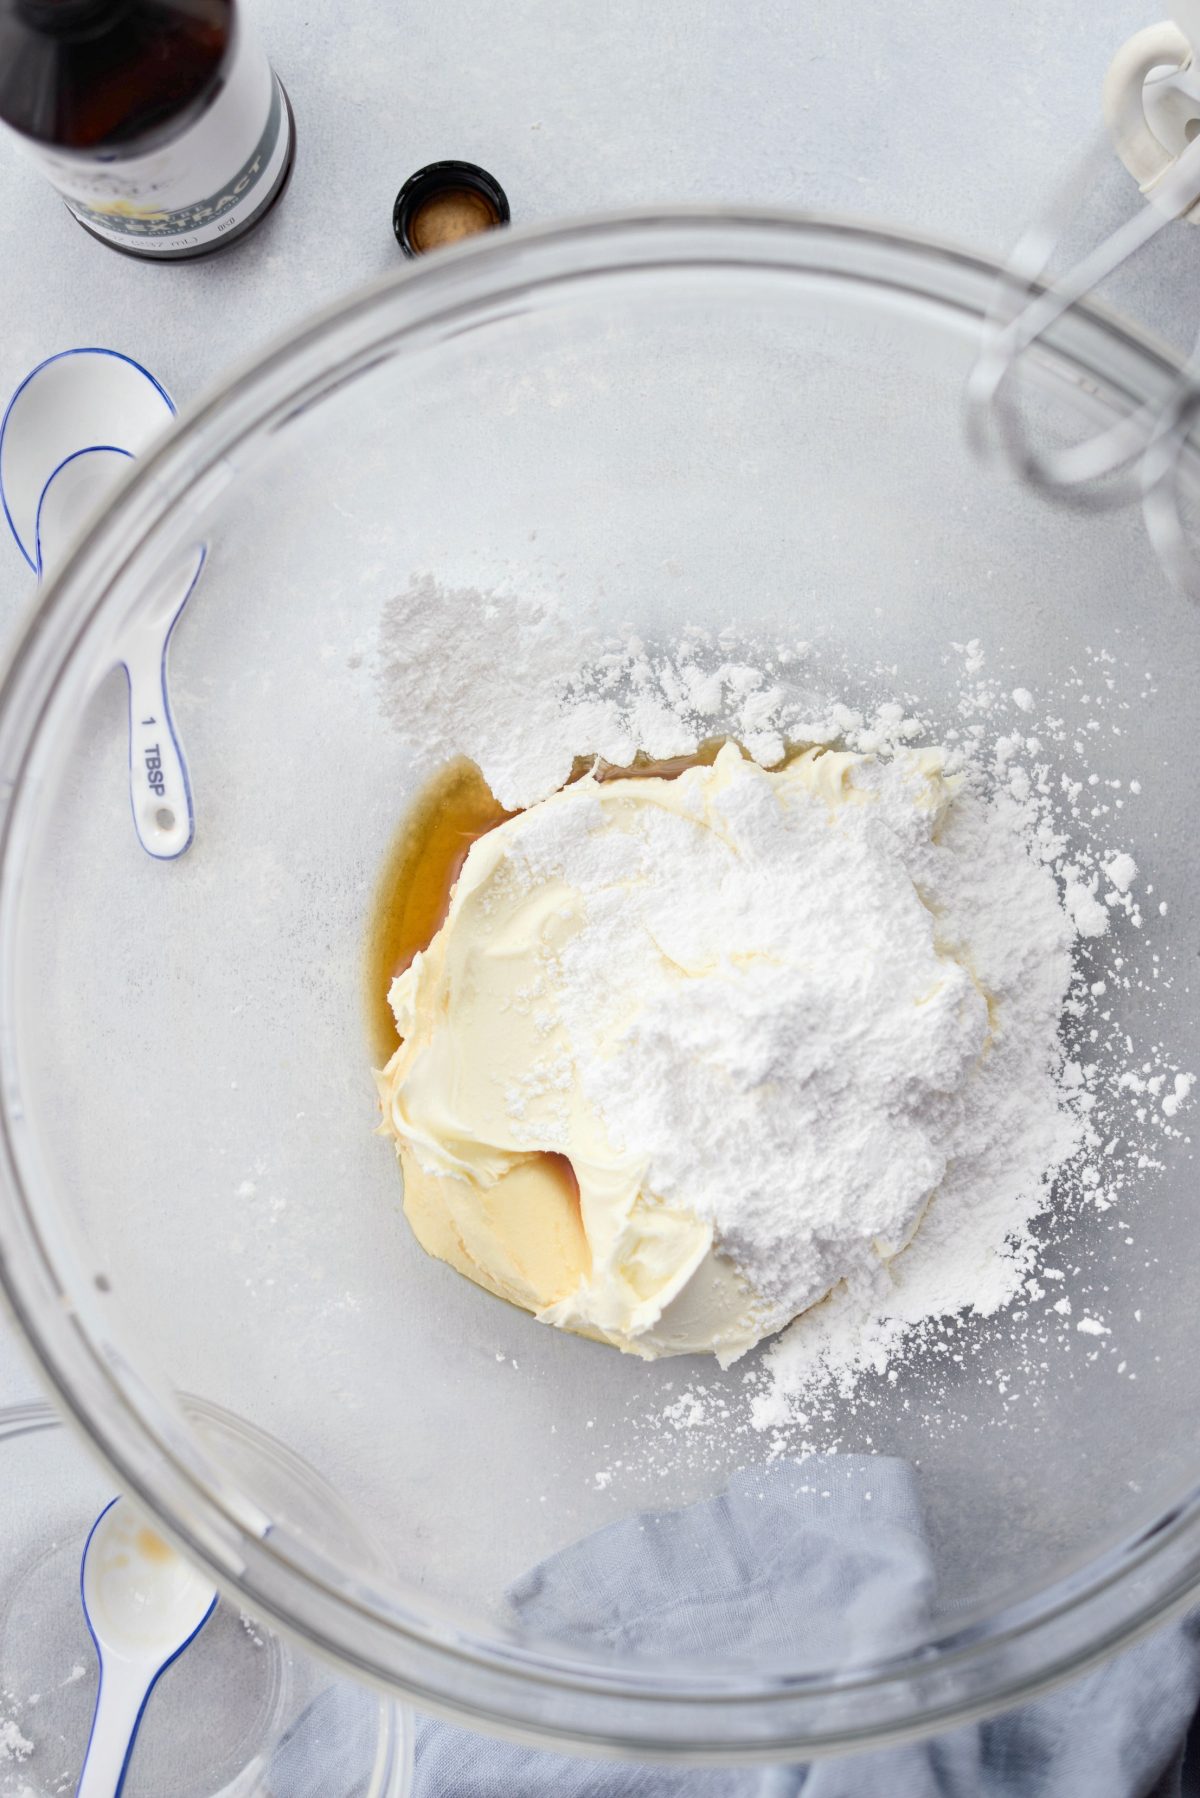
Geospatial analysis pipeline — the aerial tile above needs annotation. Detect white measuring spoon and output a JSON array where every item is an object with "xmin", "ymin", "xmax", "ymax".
[
  {"xmin": 35, "ymin": 447, "xmax": 202, "ymax": 858},
  {"xmin": 0, "ymin": 348, "xmax": 201, "ymax": 858},
  {"xmin": 77, "ymin": 1497, "xmax": 217, "ymax": 1797},
  {"xmin": 0, "ymin": 348, "xmax": 175, "ymax": 571}
]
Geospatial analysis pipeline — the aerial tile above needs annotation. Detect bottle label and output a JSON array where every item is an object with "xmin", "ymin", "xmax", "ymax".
[{"xmin": 21, "ymin": 27, "xmax": 291, "ymax": 253}]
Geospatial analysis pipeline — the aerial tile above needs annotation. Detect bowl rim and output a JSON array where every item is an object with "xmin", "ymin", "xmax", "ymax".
[{"xmin": 0, "ymin": 206, "xmax": 1197, "ymax": 1760}]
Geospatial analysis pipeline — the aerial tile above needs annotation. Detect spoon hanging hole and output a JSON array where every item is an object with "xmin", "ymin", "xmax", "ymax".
[{"xmin": 156, "ymin": 807, "xmax": 175, "ymax": 831}]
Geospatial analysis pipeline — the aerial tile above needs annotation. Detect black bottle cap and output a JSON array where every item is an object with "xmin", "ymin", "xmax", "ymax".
[{"xmin": 392, "ymin": 161, "xmax": 510, "ymax": 258}]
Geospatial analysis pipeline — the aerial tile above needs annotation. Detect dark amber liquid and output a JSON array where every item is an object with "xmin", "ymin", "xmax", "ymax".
[
  {"xmin": 365, "ymin": 738, "xmax": 744, "ymax": 1064},
  {"xmin": 365, "ymin": 758, "xmax": 512, "ymax": 1064},
  {"xmin": 0, "ymin": 0, "xmax": 232, "ymax": 151}
]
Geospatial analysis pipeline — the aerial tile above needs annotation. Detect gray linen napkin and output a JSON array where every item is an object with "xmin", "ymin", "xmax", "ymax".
[{"xmin": 411, "ymin": 1458, "xmax": 1200, "ymax": 1798}]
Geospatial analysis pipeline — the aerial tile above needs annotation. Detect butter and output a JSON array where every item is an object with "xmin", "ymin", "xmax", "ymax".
[{"xmin": 375, "ymin": 741, "xmax": 961, "ymax": 1363}]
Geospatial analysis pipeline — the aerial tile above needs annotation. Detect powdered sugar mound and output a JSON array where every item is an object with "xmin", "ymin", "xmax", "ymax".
[
  {"xmin": 752, "ymin": 783, "xmax": 1077, "ymax": 1422},
  {"xmin": 375, "ymin": 576, "xmax": 589, "ymax": 806},
  {"xmin": 371, "ymin": 579, "xmax": 1194, "ymax": 1460},
  {"xmin": 508, "ymin": 753, "xmax": 1003, "ymax": 1330},
  {"xmin": 509, "ymin": 749, "xmax": 1073, "ymax": 1343},
  {"xmin": 739, "ymin": 640, "xmax": 1194, "ymax": 1443},
  {"xmin": 374, "ymin": 577, "xmax": 855, "ymax": 808}
]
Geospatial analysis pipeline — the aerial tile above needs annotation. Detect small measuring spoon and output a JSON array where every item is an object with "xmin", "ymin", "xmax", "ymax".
[
  {"xmin": 77, "ymin": 1497, "xmax": 217, "ymax": 1797},
  {"xmin": 0, "ymin": 348, "xmax": 175, "ymax": 570},
  {"xmin": 35, "ymin": 446, "xmax": 203, "ymax": 858},
  {"xmin": 0, "ymin": 347, "xmax": 201, "ymax": 859}
]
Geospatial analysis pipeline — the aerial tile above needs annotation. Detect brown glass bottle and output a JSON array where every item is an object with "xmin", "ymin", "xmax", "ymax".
[{"xmin": 0, "ymin": 0, "xmax": 295, "ymax": 259}]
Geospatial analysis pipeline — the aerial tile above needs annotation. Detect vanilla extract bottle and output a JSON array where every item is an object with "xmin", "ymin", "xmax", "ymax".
[{"xmin": 0, "ymin": 0, "xmax": 295, "ymax": 258}]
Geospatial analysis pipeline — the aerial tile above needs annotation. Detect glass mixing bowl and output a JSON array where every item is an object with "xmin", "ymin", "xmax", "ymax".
[{"xmin": 1, "ymin": 213, "xmax": 1199, "ymax": 1761}]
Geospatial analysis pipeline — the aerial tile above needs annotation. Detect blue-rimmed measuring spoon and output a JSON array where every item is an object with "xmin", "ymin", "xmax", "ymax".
[
  {"xmin": 77, "ymin": 1497, "xmax": 217, "ymax": 1797},
  {"xmin": 35, "ymin": 445, "xmax": 202, "ymax": 857},
  {"xmin": 0, "ymin": 348, "xmax": 201, "ymax": 858}
]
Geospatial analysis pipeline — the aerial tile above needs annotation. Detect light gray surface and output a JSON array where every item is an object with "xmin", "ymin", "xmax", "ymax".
[{"xmin": 0, "ymin": 0, "xmax": 1189, "ymax": 1406}]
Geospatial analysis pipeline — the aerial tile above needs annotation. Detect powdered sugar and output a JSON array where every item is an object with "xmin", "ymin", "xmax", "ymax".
[
  {"xmin": 748, "ymin": 778, "xmax": 1079, "ymax": 1425},
  {"xmin": 371, "ymin": 579, "xmax": 1194, "ymax": 1455},
  {"xmin": 742, "ymin": 642, "xmax": 1195, "ymax": 1444},
  {"xmin": 499, "ymin": 747, "xmax": 1074, "ymax": 1347},
  {"xmin": 375, "ymin": 575, "xmax": 858, "ymax": 810},
  {"xmin": 0, "ymin": 1718, "xmax": 31, "ymax": 1765}
]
